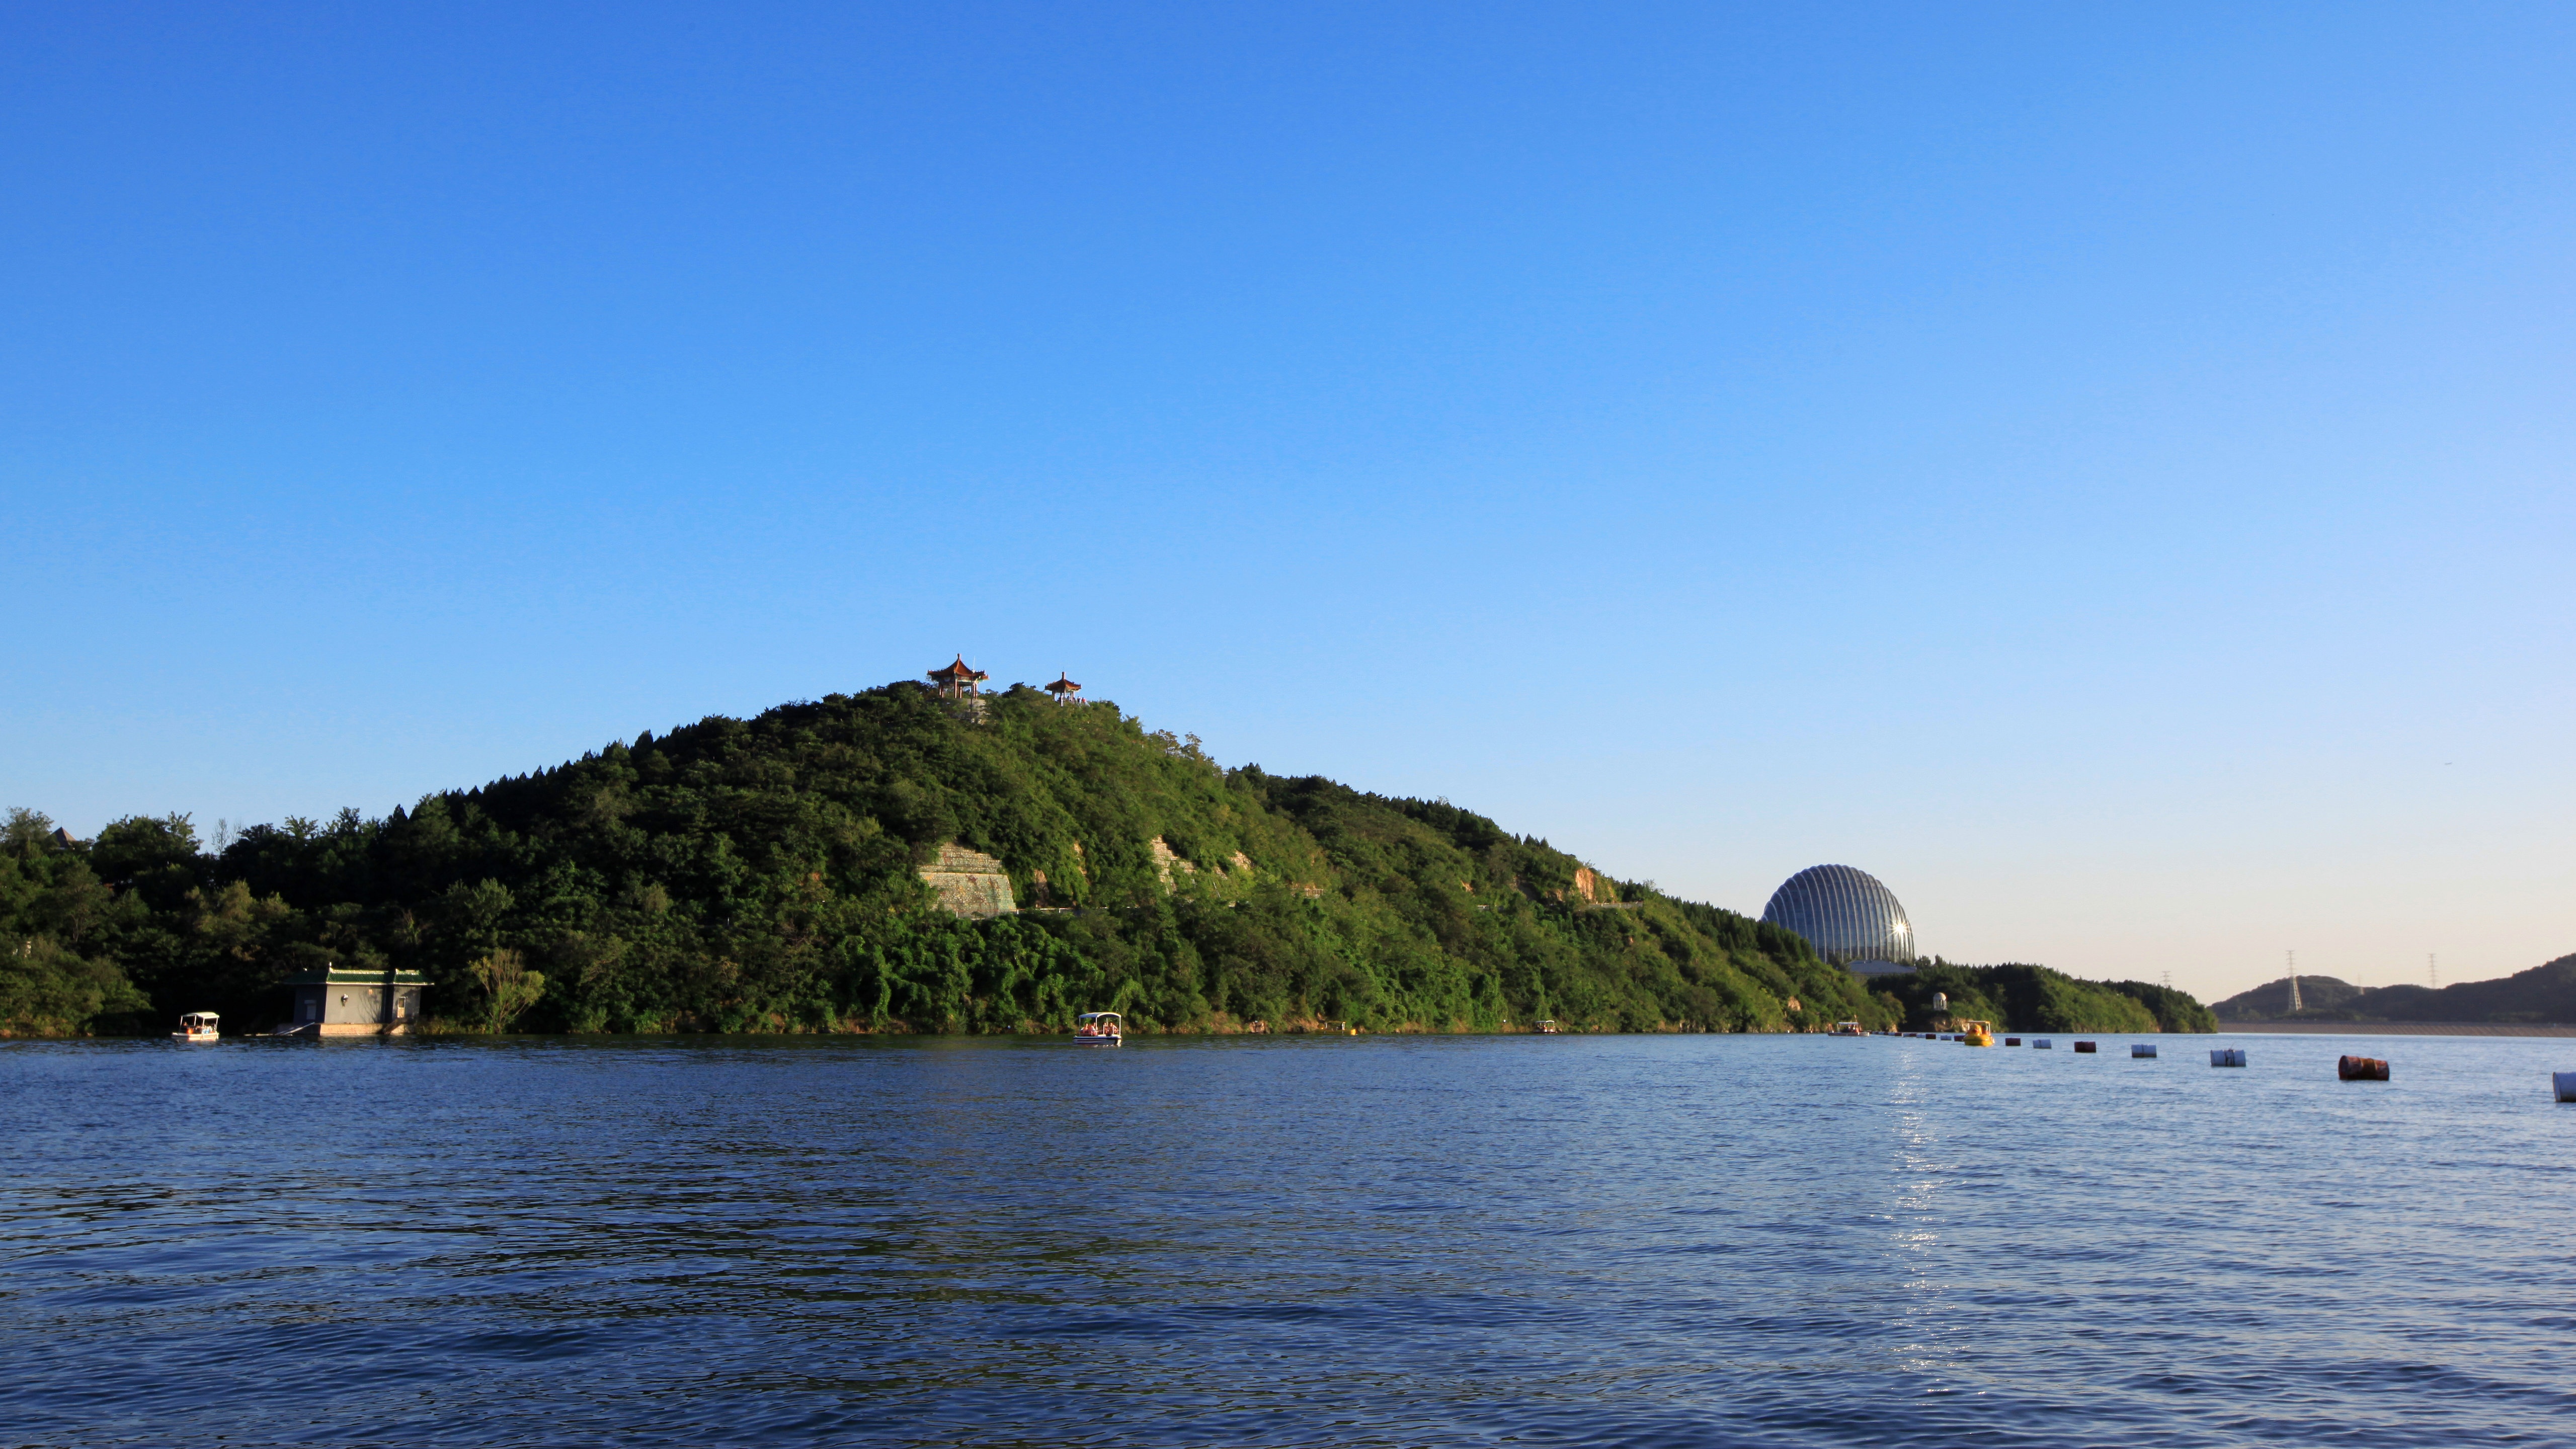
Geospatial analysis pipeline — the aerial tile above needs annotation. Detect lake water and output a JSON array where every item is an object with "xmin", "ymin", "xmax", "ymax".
[{"xmin": 6, "ymin": 1031, "xmax": 2574, "ymax": 1447}]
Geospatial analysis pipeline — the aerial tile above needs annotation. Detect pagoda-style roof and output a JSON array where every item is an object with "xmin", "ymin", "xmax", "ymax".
[
  {"xmin": 1044, "ymin": 673, "xmax": 1081, "ymax": 694},
  {"xmin": 927, "ymin": 655, "xmax": 989, "ymax": 684}
]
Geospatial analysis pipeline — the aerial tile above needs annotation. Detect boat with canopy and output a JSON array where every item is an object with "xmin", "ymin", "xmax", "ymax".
[{"xmin": 1073, "ymin": 1011, "xmax": 1122, "ymax": 1045}]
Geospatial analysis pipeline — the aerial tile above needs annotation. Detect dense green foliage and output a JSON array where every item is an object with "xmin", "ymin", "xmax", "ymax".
[
  {"xmin": 0, "ymin": 810, "xmax": 153, "ymax": 1034},
  {"xmin": 1871, "ymin": 959, "xmax": 2217, "ymax": 1034},
  {"xmin": 2213, "ymin": 956, "xmax": 2576, "ymax": 1024},
  {"xmin": 4, "ymin": 682, "xmax": 1914, "ymax": 1037}
]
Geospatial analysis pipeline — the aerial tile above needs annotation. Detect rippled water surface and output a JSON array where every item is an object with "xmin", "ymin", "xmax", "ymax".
[{"xmin": 7, "ymin": 1032, "xmax": 2575, "ymax": 1447}]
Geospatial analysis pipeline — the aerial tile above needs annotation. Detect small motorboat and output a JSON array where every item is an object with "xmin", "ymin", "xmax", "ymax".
[
  {"xmin": 1829, "ymin": 1020, "xmax": 1865, "ymax": 1036},
  {"xmin": 1537, "ymin": 1019, "xmax": 1560, "ymax": 1034},
  {"xmin": 1073, "ymin": 1011, "xmax": 1122, "ymax": 1045},
  {"xmin": 1957, "ymin": 1019, "xmax": 1994, "ymax": 1047},
  {"xmin": 171, "ymin": 1012, "xmax": 221, "ymax": 1043}
]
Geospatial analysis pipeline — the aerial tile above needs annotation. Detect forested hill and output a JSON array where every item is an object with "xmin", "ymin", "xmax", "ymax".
[
  {"xmin": 1872, "ymin": 960, "xmax": 2215, "ymax": 1035},
  {"xmin": 2214, "ymin": 955, "xmax": 2576, "ymax": 1024},
  {"xmin": 4, "ymin": 681, "xmax": 1908, "ymax": 1036}
]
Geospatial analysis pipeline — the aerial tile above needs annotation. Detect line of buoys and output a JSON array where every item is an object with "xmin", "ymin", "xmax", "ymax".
[
  {"xmin": 1874, "ymin": 1035, "xmax": 2576, "ymax": 1103},
  {"xmin": 1882, "ymin": 1031, "xmax": 2576, "ymax": 1100}
]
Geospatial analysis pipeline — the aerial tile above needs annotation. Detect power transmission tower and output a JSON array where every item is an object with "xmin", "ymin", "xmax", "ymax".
[{"xmin": 2286, "ymin": 950, "xmax": 2302, "ymax": 1013}]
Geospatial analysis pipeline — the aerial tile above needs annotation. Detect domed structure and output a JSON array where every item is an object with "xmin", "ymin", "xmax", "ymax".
[{"xmin": 1761, "ymin": 865, "xmax": 1916, "ymax": 968}]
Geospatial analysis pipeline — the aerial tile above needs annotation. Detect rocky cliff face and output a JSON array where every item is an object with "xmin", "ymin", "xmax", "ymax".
[{"xmin": 919, "ymin": 843, "xmax": 1016, "ymax": 918}]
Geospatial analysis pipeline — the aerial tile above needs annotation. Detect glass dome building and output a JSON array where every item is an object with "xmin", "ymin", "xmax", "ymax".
[{"xmin": 1760, "ymin": 864, "xmax": 1916, "ymax": 968}]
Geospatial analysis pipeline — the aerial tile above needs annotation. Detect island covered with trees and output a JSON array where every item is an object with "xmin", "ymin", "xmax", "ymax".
[{"xmin": 4, "ymin": 679, "xmax": 2210, "ymax": 1038}]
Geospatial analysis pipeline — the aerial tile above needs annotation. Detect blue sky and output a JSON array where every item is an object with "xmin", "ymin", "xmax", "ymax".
[{"xmin": 5, "ymin": 3, "xmax": 2570, "ymax": 999}]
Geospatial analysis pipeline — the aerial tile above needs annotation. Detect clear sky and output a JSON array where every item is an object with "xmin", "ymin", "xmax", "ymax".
[{"xmin": 5, "ymin": 3, "xmax": 2570, "ymax": 1002}]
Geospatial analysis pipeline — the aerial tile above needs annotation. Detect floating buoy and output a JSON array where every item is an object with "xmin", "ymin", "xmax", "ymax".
[
  {"xmin": 2033, "ymin": 1038, "xmax": 2053, "ymax": 1049},
  {"xmin": 2132, "ymin": 1043, "xmax": 2158, "ymax": 1058},
  {"xmin": 2211, "ymin": 1049, "xmax": 2247, "ymax": 1068},
  {"xmin": 2074, "ymin": 1041, "xmax": 2098, "ymax": 1054},
  {"xmin": 2004, "ymin": 1037, "xmax": 2022, "ymax": 1046},
  {"xmin": 2553, "ymin": 1072, "xmax": 2576, "ymax": 1103},
  {"xmin": 2338, "ymin": 1055, "xmax": 2390, "ymax": 1081}
]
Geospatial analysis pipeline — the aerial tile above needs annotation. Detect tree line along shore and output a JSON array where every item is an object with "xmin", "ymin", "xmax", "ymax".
[{"xmin": 5, "ymin": 680, "xmax": 2214, "ymax": 1039}]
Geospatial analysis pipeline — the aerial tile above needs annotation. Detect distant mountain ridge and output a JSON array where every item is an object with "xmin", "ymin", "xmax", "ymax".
[{"xmin": 2213, "ymin": 953, "xmax": 2576, "ymax": 1024}]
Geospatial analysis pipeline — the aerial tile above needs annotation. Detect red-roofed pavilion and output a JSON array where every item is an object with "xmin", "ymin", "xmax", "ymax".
[{"xmin": 928, "ymin": 655, "xmax": 990, "ymax": 699}]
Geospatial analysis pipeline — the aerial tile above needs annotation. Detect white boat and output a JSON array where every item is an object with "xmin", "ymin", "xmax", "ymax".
[
  {"xmin": 171, "ymin": 1012, "xmax": 220, "ymax": 1042},
  {"xmin": 1073, "ymin": 1011, "xmax": 1122, "ymax": 1045}
]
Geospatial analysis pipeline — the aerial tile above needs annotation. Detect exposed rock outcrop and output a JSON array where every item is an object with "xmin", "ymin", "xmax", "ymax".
[{"xmin": 920, "ymin": 843, "xmax": 1016, "ymax": 918}]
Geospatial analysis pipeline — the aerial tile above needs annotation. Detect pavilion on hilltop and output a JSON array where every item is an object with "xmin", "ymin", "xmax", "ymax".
[
  {"xmin": 1044, "ymin": 672, "xmax": 1084, "ymax": 706},
  {"xmin": 927, "ymin": 655, "xmax": 990, "ymax": 699}
]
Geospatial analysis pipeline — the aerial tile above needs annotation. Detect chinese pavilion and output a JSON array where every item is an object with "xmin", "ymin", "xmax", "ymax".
[
  {"xmin": 1044, "ymin": 672, "xmax": 1083, "ymax": 705},
  {"xmin": 927, "ymin": 655, "xmax": 989, "ymax": 699}
]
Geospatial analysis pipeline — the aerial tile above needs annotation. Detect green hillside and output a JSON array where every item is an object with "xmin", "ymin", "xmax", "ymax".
[
  {"xmin": 2213, "ymin": 957, "xmax": 2576, "ymax": 1024},
  {"xmin": 4, "ymin": 681, "xmax": 1897, "ymax": 1036},
  {"xmin": 3, "ymin": 679, "xmax": 2223, "ymax": 1039},
  {"xmin": 1871, "ymin": 959, "xmax": 2216, "ymax": 1034}
]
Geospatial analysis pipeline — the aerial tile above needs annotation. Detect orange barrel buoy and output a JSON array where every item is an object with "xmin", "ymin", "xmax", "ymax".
[
  {"xmin": 2073, "ymin": 1041, "xmax": 2098, "ymax": 1053},
  {"xmin": 2211, "ymin": 1049, "xmax": 2247, "ymax": 1068},
  {"xmin": 2554, "ymin": 1072, "xmax": 2576, "ymax": 1102},
  {"xmin": 2132, "ymin": 1043, "xmax": 2158, "ymax": 1059},
  {"xmin": 2338, "ymin": 1055, "xmax": 2390, "ymax": 1081}
]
